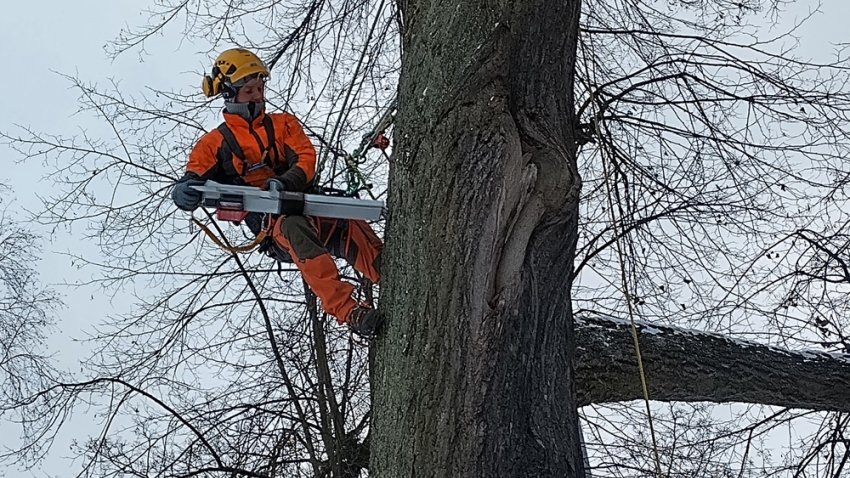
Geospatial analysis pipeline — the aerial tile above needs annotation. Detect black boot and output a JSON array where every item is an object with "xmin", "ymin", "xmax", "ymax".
[{"xmin": 347, "ymin": 304, "xmax": 384, "ymax": 339}]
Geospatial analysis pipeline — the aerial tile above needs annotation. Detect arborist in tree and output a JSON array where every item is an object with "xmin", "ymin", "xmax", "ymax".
[{"xmin": 170, "ymin": 48, "xmax": 384, "ymax": 339}]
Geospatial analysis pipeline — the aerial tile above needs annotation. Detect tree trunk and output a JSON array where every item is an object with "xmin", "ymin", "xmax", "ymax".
[
  {"xmin": 373, "ymin": 0, "xmax": 584, "ymax": 476},
  {"xmin": 575, "ymin": 315, "xmax": 850, "ymax": 412}
]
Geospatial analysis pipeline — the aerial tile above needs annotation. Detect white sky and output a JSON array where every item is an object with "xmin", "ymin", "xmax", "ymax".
[
  {"xmin": 1, "ymin": 0, "xmax": 849, "ymax": 476},
  {"xmin": 0, "ymin": 5, "xmax": 201, "ymax": 357},
  {"xmin": 0, "ymin": 3, "xmax": 208, "ymax": 476}
]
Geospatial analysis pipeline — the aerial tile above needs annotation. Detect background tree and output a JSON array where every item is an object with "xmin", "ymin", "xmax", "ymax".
[
  {"xmin": 572, "ymin": 1, "xmax": 850, "ymax": 475},
  {"xmin": 2, "ymin": 0, "xmax": 850, "ymax": 477},
  {"xmin": 0, "ymin": 185, "xmax": 61, "ymax": 465}
]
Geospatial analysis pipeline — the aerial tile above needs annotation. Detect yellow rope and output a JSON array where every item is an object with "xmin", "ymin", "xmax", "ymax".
[
  {"xmin": 580, "ymin": 37, "xmax": 665, "ymax": 478},
  {"xmin": 192, "ymin": 216, "xmax": 267, "ymax": 253}
]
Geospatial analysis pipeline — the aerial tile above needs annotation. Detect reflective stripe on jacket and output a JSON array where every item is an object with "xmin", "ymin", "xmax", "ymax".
[{"xmin": 185, "ymin": 110, "xmax": 316, "ymax": 191}]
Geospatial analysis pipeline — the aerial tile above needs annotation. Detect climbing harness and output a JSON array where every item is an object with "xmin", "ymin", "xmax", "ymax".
[{"xmin": 217, "ymin": 115, "xmax": 282, "ymax": 179}]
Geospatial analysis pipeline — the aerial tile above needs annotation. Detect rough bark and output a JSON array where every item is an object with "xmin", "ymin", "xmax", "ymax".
[
  {"xmin": 373, "ymin": 0, "xmax": 584, "ymax": 477},
  {"xmin": 574, "ymin": 316, "xmax": 850, "ymax": 412}
]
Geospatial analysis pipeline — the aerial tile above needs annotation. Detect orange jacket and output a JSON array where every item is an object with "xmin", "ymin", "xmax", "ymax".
[{"xmin": 185, "ymin": 110, "xmax": 316, "ymax": 191}]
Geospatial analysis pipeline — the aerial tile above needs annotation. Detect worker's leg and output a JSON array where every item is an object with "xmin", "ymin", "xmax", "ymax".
[
  {"xmin": 272, "ymin": 215, "xmax": 357, "ymax": 324},
  {"xmin": 345, "ymin": 219, "xmax": 383, "ymax": 283},
  {"xmin": 315, "ymin": 218, "xmax": 383, "ymax": 284}
]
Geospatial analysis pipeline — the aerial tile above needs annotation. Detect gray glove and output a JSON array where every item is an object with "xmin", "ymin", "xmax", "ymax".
[{"xmin": 172, "ymin": 178, "xmax": 205, "ymax": 211}]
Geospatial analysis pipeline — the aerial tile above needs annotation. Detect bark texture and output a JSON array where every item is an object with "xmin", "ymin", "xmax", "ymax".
[
  {"xmin": 373, "ymin": 0, "xmax": 584, "ymax": 477},
  {"xmin": 574, "ymin": 316, "xmax": 850, "ymax": 412}
]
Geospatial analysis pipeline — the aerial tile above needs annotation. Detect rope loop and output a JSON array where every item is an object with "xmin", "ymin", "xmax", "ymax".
[{"xmin": 192, "ymin": 215, "xmax": 267, "ymax": 253}]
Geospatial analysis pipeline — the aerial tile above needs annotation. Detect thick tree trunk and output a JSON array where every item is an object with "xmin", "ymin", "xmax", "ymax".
[
  {"xmin": 575, "ymin": 315, "xmax": 850, "ymax": 411},
  {"xmin": 373, "ymin": 0, "xmax": 584, "ymax": 477}
]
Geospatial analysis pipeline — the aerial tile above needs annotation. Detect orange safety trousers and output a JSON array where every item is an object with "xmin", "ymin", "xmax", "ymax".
[{"xmin": 271, "ymin": 215, "xmax": 382, "ymax": 324}]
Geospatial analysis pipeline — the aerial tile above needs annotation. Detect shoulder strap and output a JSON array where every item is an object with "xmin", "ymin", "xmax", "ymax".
[
  {"xmin": 217, "ymin": 123, "xmax": 246, "ymax": 160},
  {"xmin": 216, "ymin": 122, "xmax": 247, "ymax": 176},
  {"xmin": 262, "ymin": 115, "xmax": 281, "ymax": 165}
]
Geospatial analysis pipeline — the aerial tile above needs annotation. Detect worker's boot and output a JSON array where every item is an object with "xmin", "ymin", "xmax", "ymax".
[{"xmin": 347, "ymin": 304, "xmax": 384, "ymax": 340}]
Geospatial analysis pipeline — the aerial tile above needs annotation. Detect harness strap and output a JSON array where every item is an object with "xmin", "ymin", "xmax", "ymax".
[
  {"xmin": 262, "ymin": 115, "xmax": 281, "ymax": 165},
  {"xmin": 217, "ymin": 117, "xmax": 282, "ymax": 175},
  {"xmin": 217, "ymin": 122, "xmax": 247, "ymax": 177}
]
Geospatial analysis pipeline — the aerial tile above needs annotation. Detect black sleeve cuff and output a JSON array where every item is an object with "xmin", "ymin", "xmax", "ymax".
[
  {"xmin": 178, "ymin": 171, "xmax": 202, "ymax": 182},
  {"xmin": 280, "ymin": 168, "xmax": 308, "ymax": 192}
]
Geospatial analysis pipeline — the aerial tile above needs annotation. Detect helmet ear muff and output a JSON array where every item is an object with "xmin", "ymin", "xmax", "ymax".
[
  {"xmin": 202, "ymin": 66, "xmax": 224, "ymax": 98},
  {"xmin": 202, "ymin": 75, "xmax": 217, "ymax": 97}
]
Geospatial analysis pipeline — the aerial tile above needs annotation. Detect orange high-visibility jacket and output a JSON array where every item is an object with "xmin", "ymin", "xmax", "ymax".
[{"xmin": 184, "ymin": 110, "xmax": 316, "ymax": 191}]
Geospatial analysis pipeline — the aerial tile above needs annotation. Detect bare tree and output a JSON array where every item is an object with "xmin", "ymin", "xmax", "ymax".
[
  {"xmin": 570, "ymin": 2, "xmax": 850, "ymax": 475},
  {"xmin": 0, "ymin": 185, "xmax": 61, "ymax": 465},
  {"xmin": 2, "ymin": 0, "xmax": 850, "ymax": 477}
]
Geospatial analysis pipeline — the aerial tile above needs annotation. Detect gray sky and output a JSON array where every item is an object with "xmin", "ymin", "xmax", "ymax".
[
  {"xmin": 1, "ymin": 0, "xmax": 849, "ymax": 476},
  {"xmin": 0, "ymin": 3, "xmax": 207, "ymax": 476},
  {"xmin": 1, "ymin": 2, "xmax": 207, "ymax": 354}
]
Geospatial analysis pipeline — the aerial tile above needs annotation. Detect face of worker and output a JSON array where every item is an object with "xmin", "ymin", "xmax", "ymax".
[{"xmin": 235, "ymin": 77, "xmax": 266, "ymax": 103}]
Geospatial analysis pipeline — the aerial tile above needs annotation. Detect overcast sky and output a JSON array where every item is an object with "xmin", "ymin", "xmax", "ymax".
[
  {"xmin": 2, "ymin": 0, "xmax": 849, "ymax": 476},
  {"xmin": 0, "ymin": 3, "xmax": 202, "ymax": 352},
  {"xmin": 0, "ymin": 3, "xmax": 205, "ymax": 476}
]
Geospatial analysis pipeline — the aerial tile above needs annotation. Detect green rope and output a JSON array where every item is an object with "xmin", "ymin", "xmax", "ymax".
[
  {"xmin": 312, "ymin": 98, "xmax": 395, "ymax": 198},
  {"xmin": 343, "ymin": 99, "xmax": 396, "ymax": 196}
]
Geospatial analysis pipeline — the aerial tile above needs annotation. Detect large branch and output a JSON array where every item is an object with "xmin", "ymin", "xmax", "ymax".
[{"xmin": 575, "ymin": 315, "xmax": 850, "ymax": 412}]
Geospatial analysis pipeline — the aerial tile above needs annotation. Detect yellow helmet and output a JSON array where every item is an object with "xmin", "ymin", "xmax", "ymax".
[{"xmin": 202, "ymin": 48, "xmax": 269, "ymax": 98}]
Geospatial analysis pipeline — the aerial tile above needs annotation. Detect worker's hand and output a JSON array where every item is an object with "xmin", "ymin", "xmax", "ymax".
[
  {"xmin": 264, "ymin": 177, "xmax": 286, "ymax": 192},
  {"xmin": 243, "ymin": 212, "xmax": 265, "ymax": 235},
  {"xmin": 172, "ymin": 178, "xmax": 205, "ymax": 211}
]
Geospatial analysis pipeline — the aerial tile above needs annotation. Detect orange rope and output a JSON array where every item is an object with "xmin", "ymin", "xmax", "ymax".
[{"xmin": 192, "ymin": 216, "xmax": 267, "ymax": 253}]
